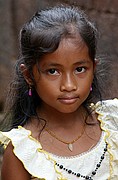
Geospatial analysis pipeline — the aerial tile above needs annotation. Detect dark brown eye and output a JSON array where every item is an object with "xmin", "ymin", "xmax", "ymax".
[
  {"xmin": 47, "ymin": 69, "xmax": 59, "ymax": 75},
  {"xmin": 75, "ymin": 67, "xmax": 86, "ymax": 74}
]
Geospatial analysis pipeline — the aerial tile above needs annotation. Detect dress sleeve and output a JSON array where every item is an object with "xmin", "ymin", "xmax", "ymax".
[
  {"xmin": 95, "ymin": 98, "xmax": 118, "ymax": 179},
  {"xmin": 0, "ymin": 126, "xmax": 66, "ymax": 180}
]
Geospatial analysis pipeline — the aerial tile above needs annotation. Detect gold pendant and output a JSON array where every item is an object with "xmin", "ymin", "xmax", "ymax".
[{"xmin": 68, "ymin": 143, "xmax": 73, "ymax": 151}]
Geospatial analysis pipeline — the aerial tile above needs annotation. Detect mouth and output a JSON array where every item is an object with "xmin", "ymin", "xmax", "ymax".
[{"xmin": 58, "ymin": 96, "xmax": 79, "ymax": 104}]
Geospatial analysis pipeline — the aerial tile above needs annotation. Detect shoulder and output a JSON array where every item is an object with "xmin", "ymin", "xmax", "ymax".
[
  {"xmin": 95, "ymin": 98, "xmax": 118, "ymax": 126},
  {"xmin": 0, "ymin": 127, "xmax": 42, "ymax": 179},
  {"xmin": 0, "ymin": 127, "xmax": 61, "ymax": 180},
  {"xmin": 94, "ymin": 98, "xmax": 118, "ymax": 139},
  {"xmin": 93, "ymin": 98, "xmax": 118, "ymax": 140},
  {"xmin": 0, "ymin": 127, "xmax": 54, "ymax": 179},
  {"xmin": 96, "ymin": 98, "xmax": 118, "ymax": 109},
  {"xmin": 1, "ymin": 142, "xmax": 31, "ymax": 180},
  {"xmin": 95, "ymin": 99, "xmax": 118, "ymax": 178}
]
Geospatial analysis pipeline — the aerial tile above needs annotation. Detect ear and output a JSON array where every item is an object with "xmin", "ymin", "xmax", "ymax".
[{"xmin": 20, "ymin": 64, "xmax": 33, "ymax": 85}]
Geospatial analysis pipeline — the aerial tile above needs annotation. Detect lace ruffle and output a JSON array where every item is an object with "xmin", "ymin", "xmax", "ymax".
[
  {"xmin": 95, "ymin": 99, "xmax": 118, "ymax": 179},
  {"xmin": 0, "ymin": 127, "xmax": 65, "ymax": 180}
]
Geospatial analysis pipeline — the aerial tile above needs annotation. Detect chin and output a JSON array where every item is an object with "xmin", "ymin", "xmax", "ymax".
[{"xmin": 57, "ymin": 107, "xmax": 79, "ymax": 114}]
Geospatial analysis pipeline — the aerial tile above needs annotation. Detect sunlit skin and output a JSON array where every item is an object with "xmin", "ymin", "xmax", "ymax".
[{"xmin": 32, "ymin": 38, "xmax": 96, "ymax": 116}]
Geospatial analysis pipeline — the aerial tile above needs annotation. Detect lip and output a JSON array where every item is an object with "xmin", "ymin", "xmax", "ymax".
[{"xmin": 58, "ymin": 96, "xmax": 79, "ymax": 104}]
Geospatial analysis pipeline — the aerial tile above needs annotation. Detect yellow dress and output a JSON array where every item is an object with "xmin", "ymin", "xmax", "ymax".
[{"xmin": 0, "ymin": 99, "xmax": 118, "ymax": 180}]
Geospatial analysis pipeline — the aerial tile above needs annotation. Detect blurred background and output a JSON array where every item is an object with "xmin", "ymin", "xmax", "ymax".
[{"xmin": 0, "ymin": 0, "xmax": 118, "ymax": 177}]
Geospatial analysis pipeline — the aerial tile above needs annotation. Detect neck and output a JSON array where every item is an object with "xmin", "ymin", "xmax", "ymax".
[{"xmin": 37, "ymin": 105, "xmax": 86, "ymax": 129}]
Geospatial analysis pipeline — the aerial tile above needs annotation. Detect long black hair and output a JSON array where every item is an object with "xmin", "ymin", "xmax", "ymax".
[{"xmin": 2, "ymin": 5, "xmax": 103, "ymax": 130}]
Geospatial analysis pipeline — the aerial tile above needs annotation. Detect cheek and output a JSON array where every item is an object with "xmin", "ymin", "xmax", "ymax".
[
  {"xmin": 77, "ymin": 75, "xmax": 93, "ymax": 93},
  {"xmin": 35, "ymin": 79, "xmax": 58, "ymax": 98},
  {"xmin": 79, "ymin": 83, "xmax": 91, "ymax": 95}
]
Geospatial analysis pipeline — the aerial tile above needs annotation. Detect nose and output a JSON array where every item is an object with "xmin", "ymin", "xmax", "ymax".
[{"xmin": 60, "ymin": 73, "xmax": 77, "ymax": 92}]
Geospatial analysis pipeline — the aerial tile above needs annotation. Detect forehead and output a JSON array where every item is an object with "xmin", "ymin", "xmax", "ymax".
[
  {"xmin": 57, "ymin": 37, "xmax": 88, "ymax": 55},
  {"xmin": 39, "ymin": 38, "xmax": 91, "ymax": 66}
]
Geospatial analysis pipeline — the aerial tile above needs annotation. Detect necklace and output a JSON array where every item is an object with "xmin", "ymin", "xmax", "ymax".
[
  {"xmin": 45, "ymin": 123, "xmax": 85, "ymax": 152},
  {"xmin": 56, "ymin": 142, "xmax": 108, "ymax": 179}
]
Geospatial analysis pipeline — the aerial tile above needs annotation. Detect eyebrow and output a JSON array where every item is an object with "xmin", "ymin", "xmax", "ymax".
[
  {"xmin": 40, "ymin": 60, "xmax": 92, "ymax": 68},
  {"xmin": 50, "ymin": 60, "xmax": 90, "ymax": 65},
  {"xmin": 73, "ymin": 60, "xmax": 92, "ymax": 65}
]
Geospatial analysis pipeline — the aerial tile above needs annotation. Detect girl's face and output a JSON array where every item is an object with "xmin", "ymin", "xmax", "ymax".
[{"xmin": 33, "ymin": 38, "xmax": 95, "ymax": 114}]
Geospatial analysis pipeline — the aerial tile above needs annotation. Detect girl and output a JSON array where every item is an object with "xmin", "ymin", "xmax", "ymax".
[{"xmin": 0, "ymin": 5, "xmax": 118, "ymax": 180}]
